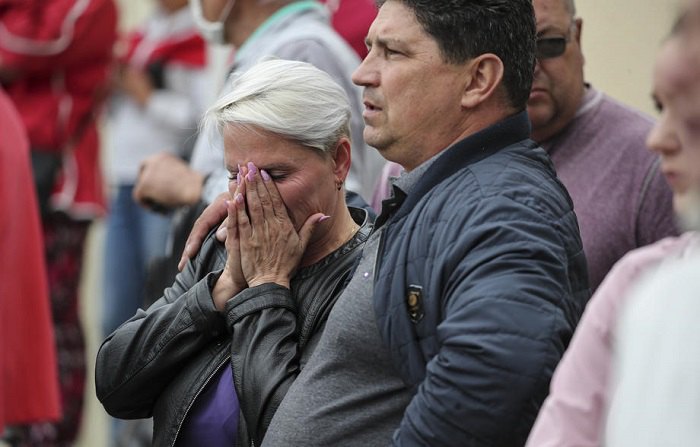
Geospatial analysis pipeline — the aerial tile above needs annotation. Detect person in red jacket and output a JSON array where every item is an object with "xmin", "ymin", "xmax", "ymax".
[
  {"xmin": 0, "ymin": 0, "xmax": 117, "ymax": 444},
  {"xmin": 324, "ymin": 0, "xmax": 377, "ymax": 58},
  {"xmin": 0, "ymin": 87, "xmax": 61, "ymax": 443}
]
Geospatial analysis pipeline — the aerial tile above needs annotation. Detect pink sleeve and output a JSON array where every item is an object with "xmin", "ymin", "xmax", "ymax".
[{"xmin": 525, "ymin": 246, "xmax": 669, "ymax": 447}]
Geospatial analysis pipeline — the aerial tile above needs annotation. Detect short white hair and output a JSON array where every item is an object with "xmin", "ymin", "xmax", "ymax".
[{"xmin": 204, "ymin": 58, "xmax": 352, "ymax": 154}]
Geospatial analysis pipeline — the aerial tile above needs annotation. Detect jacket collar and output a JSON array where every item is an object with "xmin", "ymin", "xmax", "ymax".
[{"xmin": 376, "ymin": 110, "xmax": 531, "ymax": 227}]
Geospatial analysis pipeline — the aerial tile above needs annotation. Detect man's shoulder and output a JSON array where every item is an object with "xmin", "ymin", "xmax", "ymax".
[
  {"xmin": 426, "ymin": 142, "xmax": 568, "ymax": 220},
  {"xmin": 597, "ymin": 90, "xmax": 654, "ymax": 127},
  {"xmin": 575, "ymin": 89, "xmax": 654, "ymax": 140}
]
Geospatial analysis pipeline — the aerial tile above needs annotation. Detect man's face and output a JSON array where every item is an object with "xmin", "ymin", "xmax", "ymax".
[
  {"xmin": 527, "ymin": 0, "xmax": 585, "ymax": 143},
  {"xmin": 351, "ymin": 1, "xmax": 469, "ymax": 171}
]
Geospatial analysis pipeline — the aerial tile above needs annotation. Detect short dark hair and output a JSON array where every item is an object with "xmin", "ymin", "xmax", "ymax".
[{"xmin": 376, "ymin": 0, "xmax": 536, "ymax": 110}]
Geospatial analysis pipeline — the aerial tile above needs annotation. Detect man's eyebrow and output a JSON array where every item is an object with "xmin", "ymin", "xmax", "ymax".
[{"xmin": 365, "ymin": 36, "xmax": 404, "ymax": 48}]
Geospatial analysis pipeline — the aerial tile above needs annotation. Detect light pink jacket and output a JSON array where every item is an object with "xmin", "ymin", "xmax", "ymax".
[{"xmin": 526, "ymin": 232, "xmax": 699, "ymax": 447}]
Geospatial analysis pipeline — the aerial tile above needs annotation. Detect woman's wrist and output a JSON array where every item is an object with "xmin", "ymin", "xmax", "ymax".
[
  {"xmin": 212, "ymin": 272, "xmax": 243, "ymax": 312},
  {"xmin": 248, "ymin": 275, "xmax": 290, "ymax": 289}
]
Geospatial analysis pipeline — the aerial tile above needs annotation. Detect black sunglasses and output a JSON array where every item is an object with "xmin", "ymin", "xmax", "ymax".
[{"xmin": 536, "ymin": 37, "xmax": 569, "ymax": 60}]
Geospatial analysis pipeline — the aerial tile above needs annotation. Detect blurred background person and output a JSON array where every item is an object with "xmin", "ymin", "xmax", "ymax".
[
  {"xmin": 102, "ymin": 0, "xmax": 207, "ymax": 371},
  {"xmin": 0, "ymin": 87, "xmax": 61, "ymax": 445},
  {"xmin": 526, "ymin": 4, "xmax": 700, "ymax": 445},
  {"xmin": 0, "ymin": 0, "xmax": 117, "ymax": 444},
  {"xmin": 323, "ymin": 0, "xmax": 375, "ymax": 59},
  {"xmin": 605, "ymin": 2, "xmax": 700, "ymax": 445},
  {"xmin": 101, "ymin": 0, "xmax": 208, "ymax": 444}
]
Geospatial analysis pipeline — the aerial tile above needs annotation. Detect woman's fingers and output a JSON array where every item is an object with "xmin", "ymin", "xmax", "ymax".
[
  {"xmin": 235, "ymin": 190, "xmax": 252, "ymax": 241},
  {"xmin": 260, "ymin": 169, "xmax": 289, "ymax": 219}
]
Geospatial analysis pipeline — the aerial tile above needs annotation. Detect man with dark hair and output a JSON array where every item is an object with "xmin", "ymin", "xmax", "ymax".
[
  {"xmin": 373, "ymin": 0, "xmax": 677, "ymax": 291},
  {"xmin": 255, "ymin": 0, "xmax": 590, "ymax": 445}
]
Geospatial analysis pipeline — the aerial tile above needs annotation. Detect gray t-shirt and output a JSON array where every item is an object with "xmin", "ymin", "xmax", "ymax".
[{"xmin": 263, "ymin": 157, "xmax": 438, "ymax": 446}]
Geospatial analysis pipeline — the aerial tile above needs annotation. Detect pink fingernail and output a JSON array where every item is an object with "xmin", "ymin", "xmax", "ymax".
[
  {"xmin": 236, "ymin": 172, "xmax": 241, "ymax": 185},
  {"xmin": 247, "ymin": 162, "xmax": 257, "ymax": 175},
  {"xmin": 318, "ymin": 215, "xmax": 331, "ymax": 223},
  {"xmin": 261, "ymin": 169, "xmax": 271, "ymax": 182},
  {"xmin": 235, "ymin": 193, "xmax": 244, "ymax": 205}
]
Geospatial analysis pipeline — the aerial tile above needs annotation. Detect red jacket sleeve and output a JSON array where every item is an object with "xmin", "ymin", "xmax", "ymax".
[{"xmin": 0, "ymin": 0, "xmax": 117, "ymax": 75}]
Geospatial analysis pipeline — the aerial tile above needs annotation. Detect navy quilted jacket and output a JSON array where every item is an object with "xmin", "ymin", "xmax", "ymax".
[{"xmin": 373, "ymin": 111, "xmax": 590, "ymax": 447}]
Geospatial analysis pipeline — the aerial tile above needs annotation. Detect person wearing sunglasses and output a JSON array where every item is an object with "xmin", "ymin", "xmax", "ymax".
[
  {"xmin": 526, "ymin": 2, "xmax": 700, "ymax": 446},
  {"xmin": 528, "ymin": 0, "xmax": 678, "ymax": 292}
]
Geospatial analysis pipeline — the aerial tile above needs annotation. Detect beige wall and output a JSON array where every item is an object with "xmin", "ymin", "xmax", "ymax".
[{"xmin": 577, "ymin": 0, "xmax": 680, "ymax": 116}]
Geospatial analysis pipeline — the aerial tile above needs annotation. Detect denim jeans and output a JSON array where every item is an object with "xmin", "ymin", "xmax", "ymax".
[{"xmin": 102, "ymin": 184, "xmax": 171, "ymax": 337}]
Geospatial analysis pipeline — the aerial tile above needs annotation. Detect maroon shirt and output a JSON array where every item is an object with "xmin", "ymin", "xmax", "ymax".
[{"xmin": 540, "ymin": 87, "xmax": 678, "ymax": 291}]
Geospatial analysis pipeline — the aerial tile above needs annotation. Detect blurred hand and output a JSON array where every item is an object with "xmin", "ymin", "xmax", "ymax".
[
  {"xmin": 119, "ymin": 66, "xmax": 152, "ymax": 107},
  {"xmin": 133, "ymin": 152, "xmax": 204, "ymax": 210}
]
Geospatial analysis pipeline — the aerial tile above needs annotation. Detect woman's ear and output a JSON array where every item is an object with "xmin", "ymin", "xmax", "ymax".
[
  {"xmin": 331, "ymin": 137, "xmax": 352, "ymax": 182},
  {"xmin": 461, "ymin": 53, "xmax": 505, "ymax": 109}
]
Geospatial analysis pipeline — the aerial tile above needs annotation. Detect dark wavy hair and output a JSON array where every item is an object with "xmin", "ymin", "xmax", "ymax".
[{"xmin": 376, "ymin": 0, "xmax": 536, "ymax": 110}]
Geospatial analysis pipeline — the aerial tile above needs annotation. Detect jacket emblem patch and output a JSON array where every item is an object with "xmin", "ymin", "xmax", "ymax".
[{"xmin": 406, "ymin": 285, "xmax": 424, "ymax": 323}]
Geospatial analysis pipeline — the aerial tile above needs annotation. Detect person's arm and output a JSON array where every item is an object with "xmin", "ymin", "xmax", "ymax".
[
  {"xmin": 132, "ymin": 66, "xmax": 210, "ymax": 132},
  {"xmin": 392, "ymin": 197, "xmax": 586, "ymax": 446},
  {"xmin": 133, "ymin": 152, "xmax": 205, "ymax": 210},
  {"xmin": 95, "ymin": 233, "xmax": 226, "ymax": 418},
  {"xmin": 0, "ymin": 0, "xmax": 116, "ymax": 75}
]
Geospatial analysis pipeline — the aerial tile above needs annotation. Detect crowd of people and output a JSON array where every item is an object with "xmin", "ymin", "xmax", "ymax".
[{"xmin": 2, "ymin": 0, "xmax": 699, "ymax": 446}]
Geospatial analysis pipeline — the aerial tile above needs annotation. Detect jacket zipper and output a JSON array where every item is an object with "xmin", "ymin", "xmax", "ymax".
[{"xmin": 171, "ymin": 353, "xmax": 231, "ymax": 447}]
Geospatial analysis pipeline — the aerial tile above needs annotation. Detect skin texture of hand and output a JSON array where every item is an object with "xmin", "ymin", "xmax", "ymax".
[
  {"xmin": 178, "ymin": 191, "xmax": 229, "ymax": 271},
  {"xmin": 210, "ymin": 163, "xmax": 327, "ymax": 309},
  {"xmin": 212, "ymin": 175, "xmax": 247, "ymax": 311},
  {"xmin": 236, "ymin": 162, "xmax": 326, "ymax": 289},
  {"xmin": 119, "ymin": 65, "xmax": 152, "ymax": 108},
  {"xmin": 133, "ymin": 152, "xmax": 204, "ymax": 210}
]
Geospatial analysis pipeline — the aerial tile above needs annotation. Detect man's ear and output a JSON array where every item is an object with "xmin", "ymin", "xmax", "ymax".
[
  {"xmin": 461, "ymin": 54, "xmax": 505, "ymax": 109},
  {"xmin": 574, "ymin": 17, "xmax": 583, "ymax": 46},
  {"xmin": 331, "ymin": 137, "xmax": 352, "ymax": 182}
]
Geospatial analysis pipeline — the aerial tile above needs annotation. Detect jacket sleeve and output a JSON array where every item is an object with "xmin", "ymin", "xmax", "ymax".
[
  {"xmin": 392, "ymin": 195, "xmax": 586, "ymax": 446},
  {"xmin": 224, "ymin": 283, "xmax": 302, "ymax": 446},
  {"xmin": 0, "ymin": 0, "xmax": 117, "ymax": 74},
  {"xmin": 95, "ymin": 236, "xmax": 226, "ymax": 419}
]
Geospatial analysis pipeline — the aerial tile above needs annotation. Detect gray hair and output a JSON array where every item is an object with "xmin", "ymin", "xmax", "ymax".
[{"xmin": 205, "ymin": 58, "xmax": 351, "ymax": 154}]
